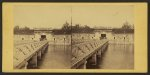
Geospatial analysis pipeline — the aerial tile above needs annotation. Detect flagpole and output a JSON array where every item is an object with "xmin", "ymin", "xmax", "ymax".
[{"xmin": 70, "ymin": 6, "xmax": 72, "ymax": 56}]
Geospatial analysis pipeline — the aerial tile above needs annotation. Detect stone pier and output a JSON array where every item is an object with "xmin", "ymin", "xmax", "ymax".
[
  {"xmin": 21, "ymin": 62, "xmax": 28, "ymax": 69},
  {"xmin": 37, "ymin": 50, "xmax": 42, "ymax": 60},
  {"xmin": 78, "ymin": 61, "xmax": 87, "ymax": 69},
  {"xmin": 97, "ymin": 50, "xmax": 102, "ymax": 58},
  {"xmin": 27, "ymin": 53, "xmax": 38, "ymax": 68},
  {"xmin": 87, "ymin": 54, "xmax": 97, "ymax": 65}
]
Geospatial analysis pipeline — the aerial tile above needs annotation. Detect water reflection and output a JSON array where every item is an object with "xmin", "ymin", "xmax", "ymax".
[
  {"xmin": 38, "ymin": 45, "xmax": 71, "ymax": 69},
  {"xmin": 99, "ymin": 44, "xmax": 134, "ymax": 69}
]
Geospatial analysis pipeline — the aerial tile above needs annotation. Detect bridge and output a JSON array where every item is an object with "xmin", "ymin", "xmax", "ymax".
[
  {"xmin": 71, "ymin": 39, "xmax": 109, "ymax": 69},
  {"xmin": 14, "ymin": 40, "xmax": 49, "ymax": 69},
  {"xmin": 93, "ymin": 28, "xmax": 113, "ymax": 32},
  {"xmin": 33, "ymin": 28, "xmax": 113, "ymax": 34},
  {"xmin": 14, "ymin": 35, "xmax": 109, "ymax": 69}
]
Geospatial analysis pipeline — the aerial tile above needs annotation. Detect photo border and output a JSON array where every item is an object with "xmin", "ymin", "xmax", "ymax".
[{"xmin": 0, "ymin": 0, "xmax": 149, "ymax": 75}]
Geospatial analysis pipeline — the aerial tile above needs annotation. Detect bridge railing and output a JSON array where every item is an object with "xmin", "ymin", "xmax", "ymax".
[
  {"xmin": 13, "ymin": 40, "xmax": 49, "ymax": 69},
  {"xmin": 71, "ymin": 39, "xmax": 108, "ymax": 67}
]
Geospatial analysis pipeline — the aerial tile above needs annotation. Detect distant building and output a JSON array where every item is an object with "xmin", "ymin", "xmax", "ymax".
[
  {"xmin": 33, "ymin": 28, "xmax": 53, "ymax": 34},
  {"xmin": 33, "ymin": 28, "xmax": 53, "ymax": 40}
]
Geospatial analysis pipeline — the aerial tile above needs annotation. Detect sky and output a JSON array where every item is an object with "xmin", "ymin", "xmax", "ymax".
[{"xmin": 14, "ymin": 5, "xmax": 134, "ymax": 29}]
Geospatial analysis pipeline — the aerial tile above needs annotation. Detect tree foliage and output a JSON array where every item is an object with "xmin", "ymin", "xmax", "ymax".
[
  {"xmin": 53, "ymin": 22, "xmax": 94, "ymax": 34},
  {"xmin": 112, "ymin": 22, "xmax": 134, "ymax": 33},
  {"xmin": 122, "ymin": 22, "xmax": 132, "ymax": 29},
  {"xmin": 14, "ymin": 26, "xmax": 34, "ymax": 35}
]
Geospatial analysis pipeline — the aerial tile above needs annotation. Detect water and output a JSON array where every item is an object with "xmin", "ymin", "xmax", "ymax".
[
  {"xmin": 99, "ymin": 44, "xmax": 134, "ymax": 69},
  {"xmin": 38, "ymin": 45, "xmax": 71, "ymax": 69},
  {"xmin": 100, "ymin": 33, "xmax": 134, "ymax": 69}
]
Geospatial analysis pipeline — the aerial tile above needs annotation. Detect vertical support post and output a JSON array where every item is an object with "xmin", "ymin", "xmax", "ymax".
[
  {"xmin": 37, "ymin": 50, "xmax": 42, "ymax": 60},
  {"xmin": 28, "ymin": 53, "xmax": 38, "ymax": 68},
  {"xmin": 54, "ymin": 38, "xmax": 55, "ymax": 51},
  {"xmin": 45, "ymin": 45, "xmax": 48, "ymax": 53},
  {"xmin": 101, "ymin": 46, "xmax": 104, "ymax": 53},
  {"xmin": 78, "ymin": 61, "xmax": 87, "ymax": 69},
  {"xmin": 97, "ymin": 50, "xmax": 101, "ymax": 58},
  {"xmin": 87, "ymin": 54, "xmax": 97, "ymax": 65},
  {"xmin": 41, "ymin": 47, "xmax": 45, "ymax": 55},
  {"xmin": 92, "ymin": 54, "xmax": 97, "ymax": 65},
  {"xmin": 22, "ymin": 62, "xmax": 28, "ymax": 69},
  {"xmin": 64, "ymin": 38, "xmax": 65, "ymax": 53},
  {"xmin": 32, "ymin": 53, "xmax": 38, "ymax": 68}
]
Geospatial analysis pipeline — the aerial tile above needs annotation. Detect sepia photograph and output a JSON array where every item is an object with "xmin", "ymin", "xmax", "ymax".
[
  {"xmin": 2, "ymin": 3, "xmax": 147, "ymax": 72},
  {"xmin": 13, "ymin": 4, "xmax": 134, "ymax": 69}
]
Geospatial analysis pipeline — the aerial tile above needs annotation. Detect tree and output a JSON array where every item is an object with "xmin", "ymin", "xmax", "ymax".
[
  {"xmin": 75, "ymin": 24, "xmax": 80, "ymax": 29},
  {"xmin": 122, "ymin": 22, "xmax": 132, "ymax": 29},
  {"xmin": 14, "ymin": 26, "xmax": 19, "ymax": 31},
  {"xmin": 24, "ymin": 26, "xmax": 30, "ymax": 31},
  {"xmin": 14, "ymin": 26, "xmax": 20, "ymax": 34},
  {"xmin": 14, "ymin": 26, "xmax": 34, "ymax": 35},
  {"xmin": 61, "ymin": 21, "xmax": 71, "ymax": 34}
]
